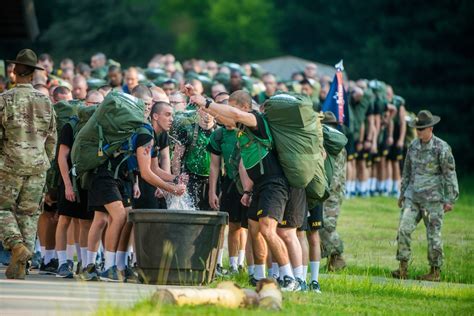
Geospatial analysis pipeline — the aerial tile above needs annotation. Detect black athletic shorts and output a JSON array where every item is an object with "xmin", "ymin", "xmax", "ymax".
[
  {"xmin": 57, "ymin": 181, "xmax": 93, "ymax": 220},
  {"xmin": 248, "ymin": 176, "xmax": 289, "ymax": 223},
  {"xmin": 187, "ymin": 173, "xmax": 212, "ymax": 211},
  {"xmin": 88, "ymin": 169, "xmax": 132, "ymax": 213},
  {"xmin": 43, "ymin": 202, "xmax": 57, "ymax": 213},
  {"xmin": 308, "ymin": 203, "xmax": 324, "ymax": 231},
  {"xmin": 345, "ymin": 134, "xmax": 356, "ymax": 161},
  {"xmin": 132, "ymin": 175, "xmax": 167, "ymax": 209},
  {"xmin": 387, "ymin": 145, "xmax": 404, "ymax": 162},
  {"xmin": 220, "ymin": 177, "xmax": 248, "ymax": 228},
  {"xmin": 278, "ymin": 187, "xmax": 307, "ymax": 228}
]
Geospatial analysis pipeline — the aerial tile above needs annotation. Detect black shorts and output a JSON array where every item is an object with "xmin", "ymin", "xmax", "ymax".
[
  {"xmin": 248, "ymin": 176, "xmax": 289, "ymax": 223},
  {"xmin": 88, "ymin": 169, "xmax": 132, "ymax": 213},
  {"xmin": 132, "ymin": 175, "xmax": 167, "ymax": 209},
  {"xmin": 57, "ymin": 181, "xmax": 93, "ymax": 220},
  {"xmin": 387, "ymin": 145, "xmax": 404, "ymax": 161},
  {"xmin": 345, "ymin": 134, "xmax": 356, "ymax": 161},
  {"xmin": 308, "ymin": 204, "xmax": 324, "ymax": 231},
  {"xmin": 279, "ymin": 187, "xmax": 307, "ymax": 228},
  {"xmin": 43, "ymin": 202, "xmax": 57, "ymax": 213},
  {"xmin": 220, "ymin": 177, "xmax": 248, "ymax": 228},
  {"xmin": 188, "ymin": 173, "xmax": 212, "ymax": 211}
]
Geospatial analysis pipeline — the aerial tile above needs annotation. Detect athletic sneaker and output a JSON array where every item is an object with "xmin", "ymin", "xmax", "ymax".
[
  {"xmin": 215, "ymin": 264, "xmax": 228, "ymax": 277},
  {"xmin": 120, "ymin": 266, "xmax": 139, "ymax": 283},
  {"xmin": 80, "ymin": 263, "xmax": 99, "ymax": 281},
  {"xmin": 75, "ymin": 261, "xmax": 82, "ymax": 275},
  {"xmin": 57, "ymin": 262, "xmax": 74, "ymax": 278},
  {"xmin": 309, "ymin": 280, "xmax": 322, "ymax": 293},
  {"xmin": 30, "ymin": 251, "xmax": 42, "ymax": 269},
  {"xmin": 228, "ymin": 266, "xmax": 239, "ymax": 276},
  {"xmin": 297, "ymin": 278, "xmax": 308, "ymax": 291},
  {"xmin": 280, "ymin": 276, "xmax": 301, "ymax": 292},
  {"xmin": 0, "ymin": 244, "xmax": 11, "ymax": 266},
  {"xmin": 99, "ymin": 266, "xmax": 122, "ymax": 282},
  {"xmin": 249, "ymin": 276, "xmax": 260, "ymax": 287},
  {"xmin": 40, "ymin": 258, "xmax": 58, "ymax": 275}
]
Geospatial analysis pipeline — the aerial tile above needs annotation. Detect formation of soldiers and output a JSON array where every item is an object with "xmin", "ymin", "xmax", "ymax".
[{"xmin": 0, "ymin": 49, "xmax": 458, "ymax": 291}]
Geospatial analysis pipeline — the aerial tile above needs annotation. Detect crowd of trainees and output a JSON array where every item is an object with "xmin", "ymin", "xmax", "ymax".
[{"xmin": 1, "ymin": 51, "xmax": 410, "ymax": 293}]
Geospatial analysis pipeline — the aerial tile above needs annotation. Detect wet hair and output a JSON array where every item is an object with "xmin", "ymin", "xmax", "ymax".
[
  {"xmin": 52, "ymin": 86, "xmax": 71, "ymax": 99},
  {"xmin": 229, "ymin": 90, "xmax": 252, "ymax": 108},
  {"xmin": 131, "ymin": 84, "xmax": 152, "ymax": 99},
  {"xmin": 151, "ymin": 101, "xmax": 172, "ymax": 116}
]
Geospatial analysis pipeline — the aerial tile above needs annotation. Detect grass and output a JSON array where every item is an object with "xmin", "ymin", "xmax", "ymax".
[{"xmin": 98, "ymin": 178, "xmax": 474, "ymax": 315}]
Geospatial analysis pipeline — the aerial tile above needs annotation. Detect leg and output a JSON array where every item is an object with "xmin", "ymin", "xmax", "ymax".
[
  {"xmin": 228, "ymin": 222, "xmax": 241, "ymax": 270},
  {"xmin": 277, "ymin": 227, "xmax": 302, "ymax": 272},
  {"xmin": 259, "ymin": 217, "xmax": 289, "ymax": 267},
  {"xmin": 422, "ymin": 203, "xmax": 444, "ymax": 268},
  {"xmin": 248, "ymin": 219, "xmax": 267, "ymax": 281},
  {"xmin": 395, "ymin": 200, "xmax": 422, "ymax": 263},
  {"xmin": 297, "ymin": 230, "xmax": 309, "ymax": 281}
]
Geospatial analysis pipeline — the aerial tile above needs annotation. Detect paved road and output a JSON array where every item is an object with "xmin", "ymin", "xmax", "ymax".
[{"xmin": 0, "ymin": 267, "xmax": 175, "ymax": 315}]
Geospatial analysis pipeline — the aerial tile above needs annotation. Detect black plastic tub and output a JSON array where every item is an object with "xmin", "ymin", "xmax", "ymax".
[{"xmin": 129, "ymin": 209, "xmax": 228, "ymax": 285}]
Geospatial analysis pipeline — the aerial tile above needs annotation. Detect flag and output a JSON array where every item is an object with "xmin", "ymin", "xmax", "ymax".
[{"xmin": 322, "ymin": 60, "xmax": 349, "ymax": 127}]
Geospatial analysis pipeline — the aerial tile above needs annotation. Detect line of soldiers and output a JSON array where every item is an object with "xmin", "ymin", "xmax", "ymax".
[{"xmin": 0, "ymin": 49, "xmax": 458, "ymax": 288}]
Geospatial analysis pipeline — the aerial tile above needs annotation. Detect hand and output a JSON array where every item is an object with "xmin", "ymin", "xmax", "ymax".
[
  {"xmin": 398, "ymin": 196, "xmax": 404, "ymax": 208},
  {"xmin": 386, "ymin": 136, "xmax": 394, "ymax": 146},
  {"xmin": 65, "ymin": 184, "xmax": 76, "ymax": 202},
  {"xmin": 189, "ymin": 95, "xmax": 206, "ymax": 107},
  {"xmin": 396, "ymin": 140, "xmax": 404, "ymax": 148},
  {"xmin": 209, "ymin": 192, "xmax": 220, "ymax": 210},
  {"xmin": 154, "ymin": 187, "xmax": 164, "ymax": 198},
  {"xmin": 182, "ymin": 84, "xmax": 197, "ymax": 97},
  {"xmin": 443, "ymin": 203, "xmax": 453, "ymax": 213},
  {"xmin": 178, "ymin": 173, "xmax": 189, "ymax": 185},
  {"xmin": 171, "ymin": 184, "xmax": 186, "ymax": 196},
  {"xmin": 133, "ymin": 183, "xmax": 141, "ymax": 199},
  {"xmin": 241, "ymin": 193, "xmax": 252, "ymax": 207},
  {"xmin": 44, "ymin": 193, "xmax": 54, "ymax": 206}
]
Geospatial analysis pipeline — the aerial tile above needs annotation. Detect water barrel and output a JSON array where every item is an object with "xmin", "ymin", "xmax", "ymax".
[{"xmin": 129, "ymin": 209, "xmax": 228, "ymax": 285}]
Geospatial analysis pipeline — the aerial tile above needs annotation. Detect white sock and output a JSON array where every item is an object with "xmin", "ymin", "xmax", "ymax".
[
  {"xmin": 293, "ymin": 265, "xmax": 303, "ymax": 280},
  {"xmin": 229, "ymin": 256, "xmax": 238, "ymax": 269},
  {"xmin": 248, "ymin": 265, "xmax": 255, "ymax": 276},
  {"xmin": 279, "ymin": 263, "xmax": 294, "ymax": 279},
  {"xmin": 66, "ymin": 244, "xmax": 75, "ymax": 261},
  {"xmin": 57, "ymin": 250, "xmax": 67, "ymax": 266},
  {"xmin": 254, "ymin": 264, "xmax": 266, "ymax": 280},
  {"xmin": 116, "ymin": 251, "xmax": 127, "ymax": 271},
  {"xmin": 75, "ymin": 243, "xmax": 81, "ymax": 262},
  {"xmin": 217, "ymin": 249, "xmax": 224, "ymax": 266},
  {"xmin": 80, "ymin": 247, "xmax": 87, "ymax": 264},
  {"xmin": 44, "ymin": 250, "xmax": 55, "ymax": 265},
  {"xmin": 310, "ymin": 261, "xmax": 320, "ymax": 282},
  {"xmin": 131, "ymin": 251, "xmax": 137, "ymax": 265},
  {"xmin": 41, "ymin": 246, "xmax": 46, "ymax": 257},
  {"xmin": 237, "ymin": 250, "xmax": 245, "ymax": 266},
  {"xmin": 35, "ymin": 239, "xmax": 41, "ymax": 253},
  {"xmin": 87, "ymin": 251, "xmax": 97, "ymax": 266},
  {"xmin": 386, "ymin": 179, "xmax": 392, "ymax": 192},
  {"xmin": 355, "ymin": 180, "xmax": 361, "ymax": 193},
  {"xmin": 272, "ymin": 262, "xmax": 279, "ymax": 278},
  {"xmin": 267, "ymin": 267, "xmax": 272, "ymax": 277},
  {"xmin": 302, "ymin": 265, "xmax": 308, "ymax": 281},
  {"xmin": 104, "ymin": 251, "xmax": 116, "ymax": 270},
  {"xmin": 351, "ymin": 180, "xmax": 357, "ymax": 193}
]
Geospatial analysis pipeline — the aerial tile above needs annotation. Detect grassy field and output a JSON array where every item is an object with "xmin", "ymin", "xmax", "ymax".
[{"xmin": 99, "ymin": 178, "xmax": 474, "ymax": 315}]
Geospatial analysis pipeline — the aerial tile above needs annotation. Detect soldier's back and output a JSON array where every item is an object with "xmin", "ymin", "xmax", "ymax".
[{"xmin": 0, "ymin": 83, "xmax": 55, "ymax": 175}]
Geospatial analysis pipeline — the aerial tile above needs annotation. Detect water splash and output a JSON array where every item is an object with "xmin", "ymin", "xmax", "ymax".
[{"xmin": 166, "ymin": 191, "xmax": 196, "ymax": 210}]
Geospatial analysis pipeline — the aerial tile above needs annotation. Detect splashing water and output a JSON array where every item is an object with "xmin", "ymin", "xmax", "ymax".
[{"xmin": 166, "ymin": 191, "xmax": 196, "ymax": 210}]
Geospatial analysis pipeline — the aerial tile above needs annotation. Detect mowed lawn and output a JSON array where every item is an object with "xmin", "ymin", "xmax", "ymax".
[{"xmin": 99, "ymin": 178, "xmax": 474, "ymax": 315}]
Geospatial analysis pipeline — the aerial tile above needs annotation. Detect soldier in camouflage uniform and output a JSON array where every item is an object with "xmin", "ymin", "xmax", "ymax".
[
  {"xmin": 319, "ymin": 112, "xmax": 347, "ymax": 271},
  {"xmin": 0, "ymin": 49, "xmax": 57, "ymax": 279},
  {"xmin": 392, "ymin": 110, "xmax": 458, "ymax": 282}
]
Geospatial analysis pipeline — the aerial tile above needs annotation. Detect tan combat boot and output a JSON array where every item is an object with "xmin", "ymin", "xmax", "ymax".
[
  {"xmin": 416, "ymin": 266, "xmax": 441, "ymax": 282},
  {"xmin": 5, "ymin": 243, "xmax": 32, "ymax": 279},
  {"xmin": 391, "ymin": 260, "xmax": 408, "ymax": 279},
  {"xmin": 328, "ymin": 254, "xmax": 346, "ymax": 272}
]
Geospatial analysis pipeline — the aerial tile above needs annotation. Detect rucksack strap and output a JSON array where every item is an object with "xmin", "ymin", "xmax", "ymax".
[{"xmin": 97, "ymin": 124, "xmax": 104, "ymax": 157}]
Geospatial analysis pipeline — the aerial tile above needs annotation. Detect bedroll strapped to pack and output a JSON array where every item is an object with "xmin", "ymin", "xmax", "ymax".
[
  {"xmin": 70, "ymin": 91, "xmax": 148, "ymax": 179},
  {"xmin": 322, "ymin": 125, "xmax": 348, "ymax": 186}
]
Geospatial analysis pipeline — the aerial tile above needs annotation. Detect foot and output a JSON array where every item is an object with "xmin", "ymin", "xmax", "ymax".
[
  {"xmin": 416, "ymin": 267, "xmax": 440, "ymax": 282},
  {"xmin": 280, "ymin": 276, "xmax": 301, "ymax": 292},
  {"xmin": 228, "ymin": 266, "xmax": 239, "ymax": 276},
  {"xmin": 249, "ymin": 276, "xmax": 260, "ymax": 287},
  {"xmin": 328, "ymin": 254, "xmax": 346, "ymax": 272},
  {"xmin": 297, "ymin": 278, "xmax": 308, "ymax": 291},
  {"xmin": 5, "ymin": 244, "xmax": 32, "ymax": 279},
  {"xmin": 75, "ymin": 261, "xmax": 82, "ymax": 275},
  {"xmin": 56, "ymin": 262, "xmax": 74, "ymax": 278},
  {"xmin": 39, "ymin": 258, "xmax": 58, "ymax": 275},
  {"xmin": 391, "ymin": 261, "xmax": 408, "ymax": 279},
  {"xmin": 120, "ymin": 266, "xmax": 139, "ymax": 283},
  {"xmin": 215, "ymin": 264, "xmax": 228, "ymax": 277},
  {"xmin": 99, "ymin": 266, "xmax": 122, "ymax": 282},
  {"xmin": 30, "ymin": 252, "xmax": 42, "ymax": 269},
  {"xmin": 309, "ymin": 280, "xmax": 322, "ymax": 293},
  {"xmin": 80, "ymin": 263, "xmax": 99, "ymax": 281}
]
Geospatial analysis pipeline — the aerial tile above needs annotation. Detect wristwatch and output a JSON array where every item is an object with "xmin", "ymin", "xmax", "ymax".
[{"xmin": 205, "ymin": 98, "xmax": 212, "ymax": 109}]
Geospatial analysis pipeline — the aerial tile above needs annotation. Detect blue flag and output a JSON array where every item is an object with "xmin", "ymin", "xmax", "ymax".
[{"xmin": 322, "ymin": 60, "xmax": 350, "ymax": 128}]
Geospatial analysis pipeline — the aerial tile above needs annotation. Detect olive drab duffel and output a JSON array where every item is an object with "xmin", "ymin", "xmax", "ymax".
[
  {"xmin": 71, "ymin": 91, "xmax": 151, "ymax": 179},
  {"xmin": 322, "ymin": 124, "xmax": 348, "ymax": 185}
]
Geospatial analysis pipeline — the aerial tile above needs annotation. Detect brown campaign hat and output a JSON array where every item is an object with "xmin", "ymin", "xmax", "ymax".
[
  {"xmin": 7, "ymin": 49, "xmax": 44, "ymax": 71},
  {"xmin": 408, "ymin": 110, "xmax": 440, "ymax": 129},
  {"xmin": 321, "ymin": 111, "xmax": 338, "ymax": 124}
]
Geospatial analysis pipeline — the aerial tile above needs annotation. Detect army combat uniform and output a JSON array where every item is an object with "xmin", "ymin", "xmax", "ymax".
[
  {"xmin": 396, "ymin": 135, "xmax": 458, "ymax": 269},
  {"xmin": 0, "ymin": 84, "xmax": 57, "ymax": 253}
]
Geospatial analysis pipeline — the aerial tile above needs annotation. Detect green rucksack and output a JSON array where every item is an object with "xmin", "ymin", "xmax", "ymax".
[
  {"xmin": 263, "ymin": 93, "xmax": 328, "ymax": 205},
  {"xmin": 72, "ymin": 105, "xmax": 97, "ymax": 137},
  {"xmin": 71, "ymin": 91, "xmax": 149, "ymax": 179},
  {"xmin": 45, "ymin": 100, "xmax": 81, "ymax": 191},
  {"xmin": 322, "ymin": 125, "xmax": 348, "ymax": 186}
]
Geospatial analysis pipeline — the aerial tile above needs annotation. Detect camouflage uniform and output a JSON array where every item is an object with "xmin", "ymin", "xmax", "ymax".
[
  {"xmin": 0, "ymin": 84, "xmax": 57, "ymax": 253},
  {"xmin": 396, "ymin": 135, "xmax": 458, "ymax": 267},
  {"xmin": 320, "ymin": 148, "xmax": 346, "ymax": 258}
]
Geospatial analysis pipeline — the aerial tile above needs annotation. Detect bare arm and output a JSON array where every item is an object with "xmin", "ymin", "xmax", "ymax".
[
  {"xmin": 209, "ymin": 153, "xmax": 221, "ymax": 209},
  {"xmin": 45, "ymin": 113, "xmax": 57, "ymax": 162},
  {"xmin": 151, "ymin": 156, "xmax": 175, "ymax": 182},
  {"xmin": 58, "ymin": 144, "xmax": 75, "ymax": 201},
  {"xmin": 397, "ymin": 106, "xmax": 407, "ymax": 147},
  {"xmin": 159, "ymin": 146, "xmax": 171, "ymax": 173},
  {"xmin": 171, "ymin": 144, "xmax": 185, "ymax": 175}
]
